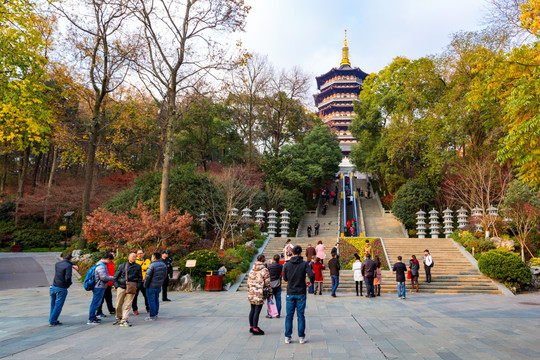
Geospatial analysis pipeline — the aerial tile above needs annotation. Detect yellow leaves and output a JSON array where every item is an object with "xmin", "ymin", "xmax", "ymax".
[{"xmin": 520, "ymin": 0, "xmax": 540, "ymax": 35}]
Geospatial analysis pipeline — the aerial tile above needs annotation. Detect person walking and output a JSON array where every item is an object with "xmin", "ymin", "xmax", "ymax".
[
  {"xmin": 161, "ymin": 250, "xmax": 173, "ymax": 301},
  {"xmin": 374, "ymin": 255, "xmax": 382, "ymax": 296},
  {"xmin": 144, "ymin": 252, "xmax": 168, "ymax": 320},
  {"xmin": 392, "ymin": 256, "xmax": 407, "ymax": 299},
  {"xmin": 49, "ymin": 253, "xmax": 75, "ymax": 326},
  {"xmin": 313, "ymin": 221, "xmax": 320, "ymax": 236},
  {"xmin": 96, "ymin": 252, "xmax": 116, "ymax": 318},
  {"xmin": 132, "ymin": 249, "xmax": 151, "ymax": 315},
  {"xmin": 283, "ymin": 239, "xmax": 294, "ymax": 262},
  {"xmin": 361, "ymin": 253, "xmax": 377, "ymax": 298},
  {"xmin": 307, "ymin": 225, "xmax": 312, "ymax": 237},
  {"xmin": 409, "ymin": 255, "xmax": 420, "ymax": 293},
  {"xmin": 312, "ymin": 257, "xmax": 325, "ymax": 295},
  {"xmin": 267, "ymin": 254, "xmax": 283, "ymax": 318},
  {"xmin": 423, "ymin": 249, "xmax": 433, "ymax": 283},
  {"xmin": 112, "ymin": 252, "xmax": 142, "ymax": 327},
  {"xmin": 315, "ymin": 240, "xmax": 326, "ymax": 265},
  {"xmin": 352, "ymin": 253, "xmax": 363, "ymax": 296},
  {"xmin": 305, "ymin": 244, "xmax": 316, "ymax": 262},
  {"xmin": 328, "ymin": 253, "xmax": 340, "ymax": 297},
  {"xmin": 247, "ymin": 254, "xmax": 271, "ymax": 335},
  {"xmin": 283, "ymin": 245, "xmax": 315, "ymax": 344},
  {"xmin": 88, "ymin": 253, "xmax": 115, "ymax": 325}
]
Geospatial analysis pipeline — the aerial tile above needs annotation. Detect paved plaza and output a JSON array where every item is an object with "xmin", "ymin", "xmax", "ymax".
[{"xmin": 1, "ymin": 253, "xmax": 539, "ymax": 359}]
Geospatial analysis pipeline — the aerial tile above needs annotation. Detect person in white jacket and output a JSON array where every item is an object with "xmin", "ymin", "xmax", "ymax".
[
  {"xmin": 423, "ymin": 249, "xmax": 433, "ymax": 283},
  {"xmin": 352, "ymin": 253, "xmax": 364, "ymax": 296}
]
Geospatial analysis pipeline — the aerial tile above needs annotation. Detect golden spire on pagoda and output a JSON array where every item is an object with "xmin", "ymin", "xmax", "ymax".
[{"xmin": 340, "ymin": 30, "xmax": 351, "ymax": 67}]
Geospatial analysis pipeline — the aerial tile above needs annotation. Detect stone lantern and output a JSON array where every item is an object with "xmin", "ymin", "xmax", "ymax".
[
  {"xmin": 241, "ymin": 207, "xmax": 252, "ymax": 220},
  {"xmin": 416, "ymin": 210, "xmax": 427, "ymax": 239},
  {"xmin": 442, "ymin": 208, "xmax": 453, "ymax": 238},
  {"xmin": 457, "ymin": 207, "xmax": 468, "ymax": 229},
  {"xmin": 429, "ymin": 208, "xmax": 440, "ymax": 239},
  {"xmin": 255, "ymin": 208, "xmax": 265, "ymax": 223},
  {"xmin": 230, "ymin": 207, "xmax": 239, "ymax": 217},
  {"xmin": 487, "ymin": 205, "xmax": 498, "ymax": 217},
  {"xmin": 267, "ymin": 209, "xmax": 278, "ymax": 238},
  {"xmin": 471, "ymin": 206, "xmax": 483, "ymax": 231},
  {"xmin": 280, "ymin": 209, "xmax": 290, "ymax": 237}
]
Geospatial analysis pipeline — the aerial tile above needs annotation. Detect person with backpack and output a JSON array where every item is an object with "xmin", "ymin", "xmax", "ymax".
[
  {"xmin": 283, "ymin": 245, "xmax": 315, "ymax": 344},
  {"xmin": 96, "ymin": 252, "xmax": 116, "ymax": 318},
  {"xmin": 144, "ymin": 252, "xmax": 168, "ymax": 321},
  {"xmin": 49, "ymin": 253, "xmax": 74, "ymax": 326},
  {"xmin": 132, "ymin": 249, "xmax": 151, "ymax": 315},
  {"xmin": 112, "ymin": 252, "xmax": 142, "ymax": 327},
  {"xmin": 409, "ymin": 255, "xmax": 420, "ymax": 293},
  {"xmin": 423, "ymin": 249, "xmax": 433, "ymax": 283},
  {"xmin": 87, "ymin": 254, "xmax": 115, "ymax": 325}
]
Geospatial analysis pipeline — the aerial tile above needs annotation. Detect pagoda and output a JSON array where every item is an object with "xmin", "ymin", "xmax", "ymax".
[{"xmin": 313, "ymin": 31, "xmax": 368, "ymax": 155}]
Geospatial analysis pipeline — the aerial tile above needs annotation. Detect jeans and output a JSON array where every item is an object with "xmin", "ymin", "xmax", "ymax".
[
  {"xmin": 285, "ymin": 294, "xmax": 306, "ymax": 338},
  {"xmin": 365, "ymin": 276, "xmax": 375, "ymax": 297},
  {"xmin": 397, "ymin": 282, "xmax": 406, "ymax": 298},
  {"xmin": 272, "ymin": 286, "xmax": 282, "ymax": 316},
  {"xmin": 89, "ymin": 288, "xmax": 106, "ymax": 321},
  {"xmin": 146, "ymin": 287, "xmax": 161, "ymax": 317},
  {"xmin": 424, "ymin": 265, "xmax": 432, "ymax": 282},
  {"xmin": 331, "ymin": 275, "xmax": 339, "ymax": 295},
  {"xmin": 49, "ymin": 286, "xmax": 68, "ymax": 325}
]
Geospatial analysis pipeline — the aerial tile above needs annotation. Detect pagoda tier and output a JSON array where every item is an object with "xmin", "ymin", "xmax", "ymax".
[
  {"xmin": 315, "ymin": 66, "xmax": 368, "ymax": 90},
  {"xmin": 313, "ymin": 83, "xmax": 361, "ymax": 106}
]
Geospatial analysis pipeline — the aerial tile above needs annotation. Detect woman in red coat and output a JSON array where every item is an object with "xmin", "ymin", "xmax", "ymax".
[{"xmin": 312, "ymin": 257, "xmax": 325, "ymax": 295}]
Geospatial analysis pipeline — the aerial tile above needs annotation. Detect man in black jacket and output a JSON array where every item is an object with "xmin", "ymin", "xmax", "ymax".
[
  {"xmin": 49, "ymin": 253, "xmax": 74, "ymax": 326},
  {"xmin": 144, "ymin": 252, "xmax": 167, "ymax": 320},
  {"xmin": 267, "ymin": 254, "xmax": 283, "ymax": 318},
  {"xmin": 328, "ymin": 253, "xmax": 340, "ymax": 297},
  {"xmin": 361, "ymin": 253, "xmax": 377, "ymax": 298},
  {"xmin": 161, "ymin": 250, "xmax": 173, "ymax": 301},
  {"xmin": 113, "ymin": 252, "xmax": 142, "ymax": 327},
  {"xmin": 392, "ymin": 256, "xmax": 407, "ymax": 299},
  {"xmin": 283, "ymin": 245, "xmax": 315, "ymax": 345}
]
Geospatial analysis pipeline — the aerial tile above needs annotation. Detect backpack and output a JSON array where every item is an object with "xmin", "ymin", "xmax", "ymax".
[{"xmin": 83, "ymin": 263, "xmax": 106, "ymax": 291}]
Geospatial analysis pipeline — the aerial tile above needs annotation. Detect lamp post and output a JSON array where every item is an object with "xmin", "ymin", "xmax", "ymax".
[{"xmin": 63, "ymin": 211, "xmax": 74, "ymax": 250}]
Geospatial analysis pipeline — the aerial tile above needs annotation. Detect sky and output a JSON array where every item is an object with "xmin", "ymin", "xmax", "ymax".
[{"xmin": 237, "ymin": 0, "xmax": 489, "ymax": 97}]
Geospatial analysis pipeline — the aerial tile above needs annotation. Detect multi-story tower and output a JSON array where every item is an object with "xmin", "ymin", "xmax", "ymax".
[{"xmin": 314, "ymin": 31, "xmax": 368, "ymax": 156}]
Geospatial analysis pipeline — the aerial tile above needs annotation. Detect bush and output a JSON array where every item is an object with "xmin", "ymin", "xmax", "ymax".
[
  {"xmin": 0, "ymin": 199, "xmax": 15, "ymax": 221},
  {"xmin": 12, "ymin": 228, "xmax": 64, "ymax": 248},
  {"xmin": 528, "ymin": 257, "xmax": 540, "ymax": 267},
  {"xmin": 254, "ymin": 238, "xmax": 264, "ymax": 249},
  {"xmin": 473, "ymin": 253, "xmax": 482, "ymax": 261},
  {"xmin": 478, "ymin": 250, "xmax": 531, "ymax": 289},
  {"xmin": 179, "ymin": 250, "xmax": 223, "ymax": 287},
  {"xmin": 223, "ymin": 268, "xmax": 243, "ymax": 285},
  {"xmin": 392, "ymin": 179, "xmax": 435, "ymax": 229}
]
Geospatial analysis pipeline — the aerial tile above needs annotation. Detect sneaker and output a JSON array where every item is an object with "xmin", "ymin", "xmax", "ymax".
[
  {"xmin": 265, "ymin": 315, "xmax": 272, "ymax": 319},
  {"xmin": 299, "ymin": 337, "xmax": 306, "ymax": 344},
  {"xmin": 48, "ymin": 322, "xmax": 62, "ymax": 327},
  {"xmin": 284, "ymin": 337, "xmax": 291, "ymax": 344},
  {"xmin": 144, "ymin": 316, "xmax": 156, "ymax": 321},
  {"xmin": 113, "ymin": 319, "xmax": 122, "ymax": 325},
  {"xmin": 276, "ymin": 315, "xmax": 280, "ymax": 318},
  {"xmin": 133, "ymin": 311, "xmax": 139, "ymax": 315},
  {"xmin": 119, "ymin": 321, "xmax": 132, "ymax": 327},
  {"xmin": 162, "ymin": 298, "xmax": 171, "ymax": 302},
  {"xmin": 109, "ymin": 309, "xmax": 116, "ymax": 315},
  {"xmin": 95, "ymin": 318, "xmax": 102, "ymax": 323},
  {"xmin": 252, "ymin": 328, "xmax": 264, "ymax": 335},
  {"xmin": 98, "ymin": 313, "xmax": 107, "ymax": 318},
  {"xmin": 87, "ymin": 320, "xmax": 101, "ymax": 325}
]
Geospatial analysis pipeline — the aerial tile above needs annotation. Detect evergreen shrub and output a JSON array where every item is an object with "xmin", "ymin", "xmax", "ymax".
[
  {"xmin": 12, "ymin": 228, "xmax": 63, "ymax": 248},
  {"xmin": 478, "ymin": 250, "xmax": 531, "ymax": 289},
  {"xmin": 180, "ymin": 250, "xmax": 223, "ymax": 286}
]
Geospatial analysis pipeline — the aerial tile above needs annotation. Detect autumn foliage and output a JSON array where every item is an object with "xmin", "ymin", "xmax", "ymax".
[{"xmin": 83, "ymin": 203, "xmax": 197, "ymax": 253}]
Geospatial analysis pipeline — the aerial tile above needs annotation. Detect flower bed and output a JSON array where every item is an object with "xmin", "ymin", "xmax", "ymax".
[{"xmin": 339, "ymin": 237, "xmax": 389, "ymax": 270}]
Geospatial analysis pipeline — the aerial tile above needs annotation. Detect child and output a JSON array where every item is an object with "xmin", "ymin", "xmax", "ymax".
[
  {"xmin": 374, "ymin": 255, "xmax": 382, "ymax": 296},
  {"xmin": 312, "ymin": 257, "xmax": 325, "ymax": 295}
]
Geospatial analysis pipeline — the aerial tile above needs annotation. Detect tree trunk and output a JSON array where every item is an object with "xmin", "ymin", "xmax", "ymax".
[
  {"xmin": 44, "ymin": 147, "xmax": 58, "ymax": 224},
  {"xmin": 31, "ymin": 152, "xmax": 43, "ymax": 192},
  {"xmin": 15, "ymin": 147, "xmax": 31, "ymax": 224},
  {"xmin": 159, "ymin": 117, "xmax": 175, "ymax": 218},
  {"xmin": 0, "ymin": 154, "xmax": 8, "ymax": 193}
]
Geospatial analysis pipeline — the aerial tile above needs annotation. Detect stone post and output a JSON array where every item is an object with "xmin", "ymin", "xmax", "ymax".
[
  {"xmin": 280, "ymin": 209, "xmax": 290, "ymax": 238},
  {"xmin": 429, "ymin": 208, "xmax": 440, "ymax": 239},
  {"xmin": 457, "ymin": 207, "xmax": 468, "ymax": 229},
  {"xmin": 267, "ymin": 209, "xmax": 278, "ymax": 238},
  {"xmin": 442, "ymin": 208, "xmax": 453, "ymax": 238},
  {"xmin": 416, "ymin": 210, "xmax": 426, "ymax": 239}
]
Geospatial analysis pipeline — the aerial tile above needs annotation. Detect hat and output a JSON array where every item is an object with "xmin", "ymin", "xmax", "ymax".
[{"xmin": 162, "ymin": 250, "xmax": 169, "ymax": 254}]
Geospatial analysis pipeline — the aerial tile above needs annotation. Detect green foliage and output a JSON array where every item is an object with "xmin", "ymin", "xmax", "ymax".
[
  {"xmin": 12, "ymin": 228, "xmax": 63, "ymax": 248},
  {"xmin": 528, "ymin": 257, "xmax": 540, "ymax": 267},
  {"xmin": 391, "ymin": 179, "xmax": 436, "ymax": 229},
  {"xmin": 473, "ymin": 252, "xmax": 482, "ymax": 260},
  {"xmin": 478, "ymin": 250, "xmax": 531, "ymax": 288},
  {"xmin": 254, "ymin": 239, "xmax": 264, "ymax": 249},
  {"xmin": 338, "ymin": 237, "xmax": 389, "ymax": 270},
  {"xmin": 0, "ymin": 200, "xmax": 15, "ymax": 221},
  {"xmin": 223, "ymin": 268, "xmax": 243, "ymax": 285},
  {"xmin": 179, "ymin": 250, "xmax": 223, "ymax": 286}
]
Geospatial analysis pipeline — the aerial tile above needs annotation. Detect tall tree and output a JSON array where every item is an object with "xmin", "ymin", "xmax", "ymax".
[{"xmin": 129, "ymin": 0, "xmax": 250, "ymax": 218}]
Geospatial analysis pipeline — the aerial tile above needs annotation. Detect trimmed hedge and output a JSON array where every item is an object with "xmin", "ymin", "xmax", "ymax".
[
  {"xmin": 13, "ymin": 228, "xmax": 64, "ymax": 248},
  {"xmin": 478, "ymin": 250, "xmax": 531, "ymax": 288}
]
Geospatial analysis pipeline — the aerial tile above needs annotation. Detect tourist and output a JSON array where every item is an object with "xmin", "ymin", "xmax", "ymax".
[
  {"xmin": 267, "ymin": 254, "xmax": 283, "ymax": 318},
  {"xmin": 307, "ymin": 225, "xmax": 312, "ymax": 237},
  {"xmin": 144, "ymin": 252, "xmax": 168, "ymax": 321},
  {"xmin": 315, "ymin": 240, "xmax": 326, "ymax": 264},
  {"xmin": 305, "ymin": 244, "xmax": 316, "ymax": 262},
  {"xmin": 409, "ymin": 255, "xmax": 420, "ymax": 292},
  {"xmin": 352, "ymin": 253, "xmax": 363, "ymax": 296},
  {"xmin": 331, "ymin": 242, "xmax": 339, "ymax": 257},
  {"xmin": 314, "ymin": 220, "xmax": 320, "ymax": 236},
  {"xmin": 259, "ymin": 220, "xmax": 265, "ymax": 233},
  {"xmin": 161, "ymin": 250, "xmax": 173, "ymax": 301},
  {"xmin": 96, "ymin": 252, "xmax": 115, "ymax": 318},
  {"xmin": 312, "ymin": 257, "xmax": 325, "ymax": 295},
  {"xmin": 423, "ymin": 249, "xmax": 433, "ymax": 283},
  {"xmin": 328, "ymin": 252, "xmax": 340, "ymax": 297},
  {"xmin": 374, "ymin": 255, "xmax": 382, "ymax": 296},
  {"xmin": 283, "ymin": 239, "xmax": 294, "ymax": 262},
  {"xmin": 283, "ymin": 245, "xmax": 315, "ymax": 344},
  {"xmin": 88, "ymin": 254, "xmax": 115, "ymax": 325},
  {"xmin": 393, "ymin": 256, "xmax": 407, "ymax": 299},
  {"xmin": 361, "ymin": 253, "xmax": 377, "ymax": 298},
  {"xmin": 248, "ymin": 254, "xmax": 271, "ymax": 335},
  {"xmin": 112, "ymin": 252, "xmax": 142, "ymax": 327},
  {"xmin": 132, "ymin": 249, "xmax": 150, "ymax": 315},
  {"xmin": 49, "ymin": 253, "xmax": 74, "ymax": 326},
  {"xmin": 364, "ymin": 239, "xmax": 372, "ymax": 258}
]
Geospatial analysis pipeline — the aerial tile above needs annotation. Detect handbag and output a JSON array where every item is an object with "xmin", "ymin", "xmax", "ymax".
[
  {"xmin": 270, "ymin": 278, "xmax": 281, "ymax": 288},
  {"xmin": 407, "ymin": 269, "xmax": 411, "ymax": 279},
  {"xmin": 262, "ymin": 286, "xmax": 271, "ymax": 299},
  {"xmin": 125, "ymin": 263, "xmax": 137, "ymax": 294},
  {"xmin": 267, "ymin": 296, "xmax": 278, "ymax": 317}
]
